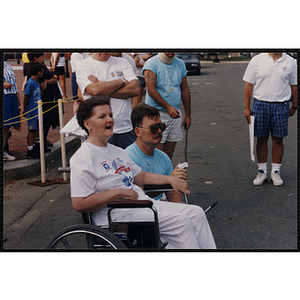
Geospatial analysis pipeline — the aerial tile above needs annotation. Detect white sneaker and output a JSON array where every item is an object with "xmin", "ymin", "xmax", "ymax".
[
  {"xmin": 3, "ymin": 151, "xmax": 15, "ymax": 161},
  {"xmin": 270, "ymin": 171, "xmax": 283, "ymax": 186},
  {"xmin": 253, "ymin": 170, "xmax": 267, "ymax": 185}
]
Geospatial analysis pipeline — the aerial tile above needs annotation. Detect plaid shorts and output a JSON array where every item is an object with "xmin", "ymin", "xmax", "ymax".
[{"xmin": 252, "ymin": 98, "xmax": 289, "ymax": 138}]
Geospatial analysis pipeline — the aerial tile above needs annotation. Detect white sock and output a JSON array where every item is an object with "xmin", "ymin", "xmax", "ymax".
[
  {"xmin": 28, "ymin": 145, "xmax": 33, "ymax": 151},
  {"xmin": 258, "ymin": 162, "xmax": 267, "ymax": 173},
  {"xmin": 271, "ymin": 163, "xmax": 281, "ymax": 173}
]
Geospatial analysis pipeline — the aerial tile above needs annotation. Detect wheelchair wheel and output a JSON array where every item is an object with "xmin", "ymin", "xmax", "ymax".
[{"xmin": 48, "ymin": 224, "xmax": 127, "ymax": 250}]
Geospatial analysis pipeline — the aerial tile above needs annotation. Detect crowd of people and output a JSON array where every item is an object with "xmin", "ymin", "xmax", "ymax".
[
  {"xmin": 4, "ymin": 52, "xmax": 192, "ymax": 160},
  {"xmin": 4, "ymin": 52, "xmax": 65, "ymax": 160},
  {"xmin": 3, "ymin": 51, "xmax": 297, "ymax": 249}
]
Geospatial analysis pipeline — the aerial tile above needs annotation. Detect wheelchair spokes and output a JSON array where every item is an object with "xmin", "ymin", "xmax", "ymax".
[{"xmin": 48, "ymin": 225, "xmax": 127, "ymax": 250}]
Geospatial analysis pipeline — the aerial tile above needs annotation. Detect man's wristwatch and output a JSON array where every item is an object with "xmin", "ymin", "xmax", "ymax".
[{"xmin": 292, "ymin": 106, "xmax": 297, "ymax": 110}]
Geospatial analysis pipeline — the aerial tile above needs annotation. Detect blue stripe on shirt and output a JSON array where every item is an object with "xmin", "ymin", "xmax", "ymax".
[{"xmin": 4, "ymin": 61, "xmax": 18, "ymax": 94}]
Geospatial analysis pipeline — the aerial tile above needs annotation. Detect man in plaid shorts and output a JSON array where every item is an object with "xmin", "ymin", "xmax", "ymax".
[{"xmin": 243, "ymin": 53, "xmax": 297, "ymax": 186}]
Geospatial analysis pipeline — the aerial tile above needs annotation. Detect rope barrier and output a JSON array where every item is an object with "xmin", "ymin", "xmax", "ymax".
[
  {"xmin": 4, "ymin": 95, "xmax": 79, "ymax": 126},
  {"xmin": 29, "ymin": 98, "xmax": 70, "ymax": 185}
]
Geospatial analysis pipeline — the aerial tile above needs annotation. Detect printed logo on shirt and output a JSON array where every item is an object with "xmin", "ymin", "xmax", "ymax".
[
  {"xmin": 112, "ymin": 158, "xmax": 133, "ymax": 187},
  {"xmin": 115, "ymin": 165, "xmax": 131, "ymax": 174},
  {"xmin": 113, "ymin": 158, "xmax": 131, "ymax": 174},
  {"xmin": 110, "ymin": 71, "xmax": 123, "ymax": 78},
  {"xmin": 101, "ymin": 161, "xmax": 112, "ymax": 172}
]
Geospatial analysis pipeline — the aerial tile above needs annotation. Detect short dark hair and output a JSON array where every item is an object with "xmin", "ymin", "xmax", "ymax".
[
  {"xmin": 77, "ymin": 96, "xmax": 111, "ymax": 135},
  {"xmin": 29, "ymin": 61, "xmax": 44, "ymax": 76},
  {"xmin": 131, "ymin": 104, "xmax": 160, "ymax": 130},
  {"xmin": 27, "ymin": 52, "xmax": 44, "ymax": 62}
]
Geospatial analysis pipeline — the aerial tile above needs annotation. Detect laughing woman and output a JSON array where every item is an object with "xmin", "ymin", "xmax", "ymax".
[{"xmin": 70, "ymin": 96, "xmax": 216, "ymax": 249}]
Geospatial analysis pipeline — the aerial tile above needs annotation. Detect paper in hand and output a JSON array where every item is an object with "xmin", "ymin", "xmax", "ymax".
[{"xmin": 249, "ymin": 115, "xmax": 255, "ymax": 162}]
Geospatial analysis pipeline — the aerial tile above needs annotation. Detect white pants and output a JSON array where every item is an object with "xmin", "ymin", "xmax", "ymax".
[{"xmin": 110, "ymin": 201, "xmax": 216, "ymax": 249}]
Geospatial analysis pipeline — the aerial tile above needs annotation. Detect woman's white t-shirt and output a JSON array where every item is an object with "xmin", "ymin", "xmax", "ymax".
[{"xmin": 70, "ymin": 142, "xmax": 149, "ymax": 225}]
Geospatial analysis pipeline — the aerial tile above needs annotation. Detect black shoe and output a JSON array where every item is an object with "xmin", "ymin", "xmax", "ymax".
[
  {"xmin": 34, "ymin": 141, "xmax": 51, "ymax": 153},
  {"xmin": 45, "ymin": 147, "xmax": 52, "ymax": 153},
  {"xmin": 45, "ymin": 140, "xmax": 53, "ymax": 148},
  {"xmin": 27, "ymin": 147, "xmax": 40, "ymax": 159}
]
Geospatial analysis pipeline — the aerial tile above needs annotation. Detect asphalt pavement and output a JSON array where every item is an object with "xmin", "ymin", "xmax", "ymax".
[
  {"xmin": 179, "ymin": 63, "xmax": 297, "ymax": 250},
  {"xmin": 3, "ymin": 61, "xmax": 298, "ymax": 251}
]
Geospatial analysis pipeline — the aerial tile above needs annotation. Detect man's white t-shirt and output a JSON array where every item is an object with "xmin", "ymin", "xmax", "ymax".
[
  {"xmin": 76, "ymin": 56, "xmax": 138, "ymax": 133},
  {"xmin": 70, "ymin": 53, "xmax": 90, "ymax": 73},
  {"xmin": 70, "ymin": 142, "xmax": 149, "ymax": 225},
  {"xmin": 243, "ymin": 53, "xmax": 297, "ymax": 102}
]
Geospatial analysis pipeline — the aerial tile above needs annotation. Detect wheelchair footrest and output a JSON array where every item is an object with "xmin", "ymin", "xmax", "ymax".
[{"xmin": 112, "ymin": 222, "xmax": 159, "ymax": 248}]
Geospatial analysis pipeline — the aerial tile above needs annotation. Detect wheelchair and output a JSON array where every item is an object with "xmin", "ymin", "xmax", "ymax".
[
  {"xmin": 48, "ymin": 198, "xmax": 168, "ymax": 250},
  {"xmin": 47, "ymin": 169, "xmax": 217, "ymax": 250}
]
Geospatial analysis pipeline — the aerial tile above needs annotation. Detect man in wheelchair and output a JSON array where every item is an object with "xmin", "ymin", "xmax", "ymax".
[{"xmin": 70, "ymin": 97, "xmax": 216, "ymax": 249}]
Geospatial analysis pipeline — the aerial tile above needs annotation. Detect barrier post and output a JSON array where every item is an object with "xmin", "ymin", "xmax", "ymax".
[
  {"xmin": 38, "ymin": 100, "xmax": 46, "ymax": 183},
  {"xmin": 58, "ymin": 99, "xmax": 68, "ymax": 181},
  {"xmin": 28, "ymin": 100, "xmax": 59, "ymax": 187}
]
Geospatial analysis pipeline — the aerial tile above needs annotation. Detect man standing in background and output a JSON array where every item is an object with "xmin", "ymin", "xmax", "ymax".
[
  {"xmin": 243, "ymin": 53, "xmax": 297, "ymax": 186},
  {"xmin": 143, "ymin": 53, "xmax": 191, "ymax": 159},
  {"xmin": 75, "ymin": 52, "xmax": 139, "ymax": 148}
]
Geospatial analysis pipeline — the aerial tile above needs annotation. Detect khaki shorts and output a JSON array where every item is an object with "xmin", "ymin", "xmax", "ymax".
[{"xmin": 159, "ymin": 110, "xmax": 183, "ymax": 143}]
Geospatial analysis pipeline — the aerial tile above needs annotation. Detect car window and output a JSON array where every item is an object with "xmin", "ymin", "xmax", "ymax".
[{"xmin": 176, "ymin": 54, "xmax": 197, "ymax": 60}]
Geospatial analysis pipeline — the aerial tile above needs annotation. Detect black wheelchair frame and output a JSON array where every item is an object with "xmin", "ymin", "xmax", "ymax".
[
  {"xmin": 47, "ymin": 169, "xmax": 217, "ymax": 250},
  {"xmin": 48, "ymin": 198, "xmax": 166, "ymax": 250}
]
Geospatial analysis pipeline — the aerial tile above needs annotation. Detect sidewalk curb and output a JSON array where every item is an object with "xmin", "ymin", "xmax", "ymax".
[{"xmin": 4, "ymin": 136, "xmax": 80, "ymax": 181}]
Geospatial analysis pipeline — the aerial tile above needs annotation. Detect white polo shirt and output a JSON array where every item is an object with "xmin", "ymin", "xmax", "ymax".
[{"xmin": 243, "ymin": 53, "xmax": 297, "ymax": 102}]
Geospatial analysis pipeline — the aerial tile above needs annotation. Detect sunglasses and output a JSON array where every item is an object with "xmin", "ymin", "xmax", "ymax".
[{"xmin": 139, "ymin": 122, "xmax": 166, "ymax": 134}]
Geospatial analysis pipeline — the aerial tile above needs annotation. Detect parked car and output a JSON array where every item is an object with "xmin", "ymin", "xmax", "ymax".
[{"xmin": 175, "ymin": 53, "xmax": 201, "ymax": 75}]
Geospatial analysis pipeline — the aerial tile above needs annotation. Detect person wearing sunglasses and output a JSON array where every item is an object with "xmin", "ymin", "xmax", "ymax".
[
  {"xmin": 71, "ymin": 98, "xmax": 216, "ymax": 249},
  {"xmin": 125, "ymin": 104, "xmax": 188, "ymax": 202}
]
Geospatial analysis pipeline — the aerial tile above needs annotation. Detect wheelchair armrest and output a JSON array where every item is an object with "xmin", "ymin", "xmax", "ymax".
[
  {"xmin": 144, "ymin": 184, "xmax": 174, "ymax": 199},
  {"xmin": 107, "ymin": 199, "xmax": 153, "ymax": 209},
  {"xmin": 144, "ymin": 184, "xmax": 173, "ymax": 192}
]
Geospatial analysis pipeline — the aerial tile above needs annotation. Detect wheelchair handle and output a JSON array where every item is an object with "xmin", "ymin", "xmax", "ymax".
[{"xmin": 58, "ymin": 167, "xmax": 70, "ymax": 173}]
